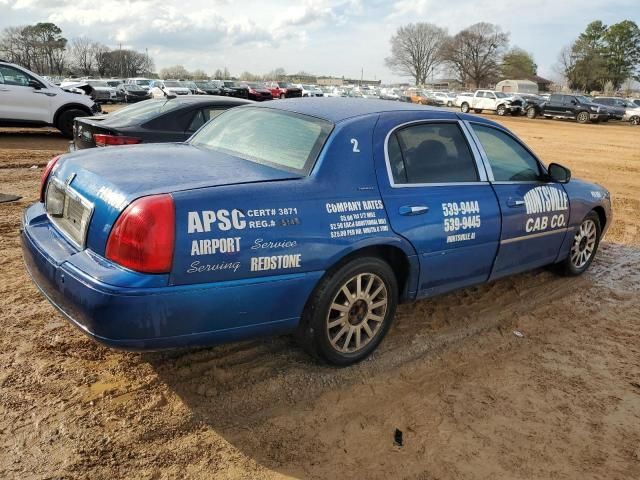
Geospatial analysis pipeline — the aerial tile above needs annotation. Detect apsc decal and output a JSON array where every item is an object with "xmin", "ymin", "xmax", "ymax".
[{"xmin": 523, "ymin": 185, "xmax": 568, "ymax": 233}]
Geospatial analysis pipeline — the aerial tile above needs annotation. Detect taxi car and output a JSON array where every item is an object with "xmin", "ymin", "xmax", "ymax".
[{"xmin": 22, "ymin": 99, "xmax": 612, "ymax": 365}]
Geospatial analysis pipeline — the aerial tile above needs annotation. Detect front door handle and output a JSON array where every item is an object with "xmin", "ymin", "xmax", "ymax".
[
  {"xmin": 399, "ymin": 205, "xmax": 429, "ymax": 216},
  {"xmin": 507, "ymin": 198, "xmax": 525, "ymax": 208}
]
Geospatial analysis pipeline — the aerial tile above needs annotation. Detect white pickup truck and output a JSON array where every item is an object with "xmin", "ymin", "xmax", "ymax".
[{"xmin": 459, "ymin": 89, "xmax": 523, "ymax": 116}]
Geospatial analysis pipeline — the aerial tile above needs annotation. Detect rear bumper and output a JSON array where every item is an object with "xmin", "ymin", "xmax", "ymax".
[{"xmin": 22, "ymin": 202, "xmax": 322, "ymax": 350}]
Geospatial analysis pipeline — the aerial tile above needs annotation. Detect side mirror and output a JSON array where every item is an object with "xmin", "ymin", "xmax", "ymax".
[
  {"xmin": 548, "ymin": 163, "xmax": 571, "ymax": 184},
  {"xmin": 28, "ymin": 79, "xmax": 42, "ymax": 89}
]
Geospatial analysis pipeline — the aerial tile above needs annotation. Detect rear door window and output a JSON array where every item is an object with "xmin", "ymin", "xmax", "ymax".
[{"xmin": 390, "ymin": 123, "xmax": 478, "ymax": 184}]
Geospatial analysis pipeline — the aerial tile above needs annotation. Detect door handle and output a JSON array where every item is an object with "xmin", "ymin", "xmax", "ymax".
[
  {"xmin": 399, "ymin": 205, "xmax": 429, "ymax": 216},
  {"xmin": 507, "ymin": 198, "xmax": 525, "ymax": 208}
]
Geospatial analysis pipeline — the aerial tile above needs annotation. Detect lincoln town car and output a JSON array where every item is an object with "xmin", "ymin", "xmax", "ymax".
[{"xmin": 22, "ymin": 99, "xmax": 611, "ymax": 365}]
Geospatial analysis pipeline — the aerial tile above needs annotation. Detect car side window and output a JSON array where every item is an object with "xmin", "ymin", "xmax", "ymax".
[
  {"xmin": 472, "ymin": 124, "xmax": 541, "ymax": 182},
  {"xmin": 187, "ymin": 110, "xmax": 206, "ymax": 132},
  {"xmin": 391, "ymin": 123, "xmax": 478, "ymax": 184},
  {"xmin": 0, "ymin": 65, "xmax": 31, "ymax": 86},
  {"xmin": 202, "ymin": 108, "xmax": 225, "ymax": 122}
]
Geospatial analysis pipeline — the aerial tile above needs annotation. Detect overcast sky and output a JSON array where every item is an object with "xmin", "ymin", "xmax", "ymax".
[{"xmin": 1, "ymin": 0, "xmax": 639, "ymax": 82}]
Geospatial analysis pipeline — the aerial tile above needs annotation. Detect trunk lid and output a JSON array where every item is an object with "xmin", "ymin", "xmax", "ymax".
[{"xmin": 49, "ymin": 143, "xmax": 301, "ymax": 254}]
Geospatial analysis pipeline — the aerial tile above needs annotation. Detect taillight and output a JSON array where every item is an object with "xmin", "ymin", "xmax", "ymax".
[
  {"xmin": 93, "ymin": 134, "xmax": 142, "ymax": 147},
  {"xmin": 105, "ymin": 194, "xmax": 175, "ymax": 274},
  {"xmin": 40, "ymin": 155, "xmax": 61, "ymax": 202}
]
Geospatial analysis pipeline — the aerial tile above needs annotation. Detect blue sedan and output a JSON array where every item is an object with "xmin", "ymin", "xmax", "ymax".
[{"xmin": 22, "ymin": 99, "xmax": 612, "ymax": 365}]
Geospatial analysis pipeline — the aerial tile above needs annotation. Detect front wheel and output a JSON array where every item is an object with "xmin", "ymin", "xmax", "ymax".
[
  {"xmin": 497, "ymin": 105, "xmax": 507, "ymax": 116},
  {"xmin": 556, "ymin": 212, "xmax": 601, "ymax": 276},
  {"xmin": 630, "ymin": 116, "xmax": 640, "ymax": 126},
  {"xmin": 576, "ymin": 111, "xmax": 589, "ymax": 124},
  {"xmin": 297, "ymin": 257, "xmax": 398, "ymax": 366},
  {"xmin": 280, "ymin": 93, "xmax": 285, "ymax": 99},
  {"xmin": 56, "ymin": 109, "xmax": 88, "ymax": 138},
  {"xmin": 526, "ymin": 106, "xmax": 538, "ymax": 119}
]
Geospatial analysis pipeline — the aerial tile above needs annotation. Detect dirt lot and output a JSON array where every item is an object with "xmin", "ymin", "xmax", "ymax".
[{"xmin": 1, "ymin": 113, "xmax": 639, "ymax": 479}]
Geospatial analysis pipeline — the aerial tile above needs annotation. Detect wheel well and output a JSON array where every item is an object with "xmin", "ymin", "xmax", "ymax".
[
  {"xmin": 327, "ymin": 245, "xmax": 411, "ymax": 300},
  {"xmin": 592, "ymin": 206, "xmax": 607, "ymax": 231},
  {"xmin": 53, "ymin": 104, "xmax": 92, "ymax": 126}
]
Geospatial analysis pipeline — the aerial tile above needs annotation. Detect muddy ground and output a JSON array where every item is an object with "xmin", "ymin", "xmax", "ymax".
[{"xmin": 0, "ymin": 113, "xmax": 639, "ymax": 479}]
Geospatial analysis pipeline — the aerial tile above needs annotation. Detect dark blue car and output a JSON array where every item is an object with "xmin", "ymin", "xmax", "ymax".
[{"xmin": 22, "ymin": 99, "xmax": 612, "ymax": 365}]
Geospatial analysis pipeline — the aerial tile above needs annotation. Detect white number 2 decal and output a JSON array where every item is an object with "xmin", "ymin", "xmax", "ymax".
[{"xmin": 350, "ymin": 138, "xmax": 360, "ymax": 153}]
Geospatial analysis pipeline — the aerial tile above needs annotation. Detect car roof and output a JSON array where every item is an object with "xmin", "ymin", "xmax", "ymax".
[{"xmin": 251, "ymin": 97, "xmax": 460, "ymax": 123}]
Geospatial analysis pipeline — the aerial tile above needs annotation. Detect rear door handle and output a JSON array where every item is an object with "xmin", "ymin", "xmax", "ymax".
[
  {"xmin": 399, "ymin": 205, "xmax": 429, "ymax": 216},
  {"xmin": 507, "ymin": 198, "xmax": 525, "ymax": 208}
]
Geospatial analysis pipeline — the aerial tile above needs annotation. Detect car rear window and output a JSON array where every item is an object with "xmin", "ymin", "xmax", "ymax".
[
  {"xmin": 103, "ymin": 99, "xmax": 184, "ymax": 125},
  {"xmin": 190, "ymin": 107, "xmax": 333, "ymax": 175}
]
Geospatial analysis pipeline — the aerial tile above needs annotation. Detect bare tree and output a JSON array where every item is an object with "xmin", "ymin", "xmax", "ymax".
[
  {"xmin": 191, "ymin": 69, "xmax": 208, "ymax": 80},
  {"xmin": 160, "ymin": 64, "xmax": 190, "ymax": 79},
  {"xmin": 442, "ymin": 22, "xmax": 509, "ymax": 88},
  {"xmin": 384, "ymin": 23, "xmax": 448, "ymax": 85},
  {"xmin": 69, "ymin": 36, "xmax": 96, "ymax": 75}
]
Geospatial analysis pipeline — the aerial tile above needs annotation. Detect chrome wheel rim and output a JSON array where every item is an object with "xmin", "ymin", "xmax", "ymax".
[
  {"xmin": 577, "ymin": 112, "xmax": 588, "ymax": 122},
  {"xmin": 570, "ymin": 219, "xmax": 597, "ymax": 269},
  {"xmin": 326, "ymin": 273, "xmax": 388, "ymax": 354}
]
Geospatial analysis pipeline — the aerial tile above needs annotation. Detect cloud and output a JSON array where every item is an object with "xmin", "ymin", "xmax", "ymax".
[{"xmin": 1, "ymin": 0, "xmax": 639, "ymax": 82}]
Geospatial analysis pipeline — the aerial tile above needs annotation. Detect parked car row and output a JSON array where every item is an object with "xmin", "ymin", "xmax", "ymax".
[{"xmin": 455, "ymin": 90, "xmax": 640, "ymax": 126}]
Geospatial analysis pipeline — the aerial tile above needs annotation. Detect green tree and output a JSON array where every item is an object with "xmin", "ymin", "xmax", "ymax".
[
  {"xmin": 568, "ymin": 20, "xmax": 608, "ymax": 91},
  {"xmin": 603, "ymin": 20, "xmax": 640, "ymax": 87},
  {"xmin": 500, "ymin": 47, "xmax": 536, "ymax": 79}
]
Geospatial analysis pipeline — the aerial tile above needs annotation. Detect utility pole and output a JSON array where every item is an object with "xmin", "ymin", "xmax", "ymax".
[{"xmin": 119, "ymin": 43, "xmax": 123, "ymax": 78}]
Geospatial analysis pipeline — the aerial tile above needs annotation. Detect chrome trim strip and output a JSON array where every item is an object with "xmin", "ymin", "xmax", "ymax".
[
  {"xmin": 500, "ymin": 227, "xmax": 570, "ymax": 245},
  {"xmin": 383, "ymin": 119, "xmax": 489, "ymax": 189}
]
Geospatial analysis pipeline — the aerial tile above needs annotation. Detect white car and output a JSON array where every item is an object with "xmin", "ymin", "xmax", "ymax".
[
  {"xmin": 0, "ymin": 60, "xmax": 98, "ymax": 138},
  {"xmin": 379, "ymin": 88, "xmax": 401, "ymax": 101},
  {"xmin": 459, "ymin": 90, "xmax": 523, "ymax": 116},
  {"xmin": 149, "ymin": 80, "xmax": 191, "ymax": 97},
  {"xmin": 126, "ymin": 77, "xmax": 154, "ymax": 91}
]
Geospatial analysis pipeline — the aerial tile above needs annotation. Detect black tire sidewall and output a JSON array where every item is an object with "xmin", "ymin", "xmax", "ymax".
[
  {"xmin": 461, "ymin": 103, "xmax": 469, "ymax": 113},
  {"xmin": 57, "ymin": 109, "xmax": 87, "ymax": 138},
  {"xmin": 300, "ymin": 257, "xmax": 398, "ymax": 366}
]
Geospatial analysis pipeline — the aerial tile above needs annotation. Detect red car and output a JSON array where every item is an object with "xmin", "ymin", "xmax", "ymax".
[
  {"xmin": 239, "ymin": 82, "xmax": 273, "ymax": 101},
  {"xmin": 265, "ymin": 81, "xmax": 303, "ymax": 99}
]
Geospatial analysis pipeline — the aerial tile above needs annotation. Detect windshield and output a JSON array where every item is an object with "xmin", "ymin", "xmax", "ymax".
[
  {"xmin": 88, "ymin": 80, "xmax": 108, "ymax": 87},
  {"xmin": 191, "ymin": 107, "xmax": 333, "ymax": 175},
  {"xmin": 495, "ymin": 92, "xmax": 508, "ymax": 98},
  {"xmin": 102, "ymin": 99, "xmax": 184, "ymax": 125},
  {"xmin": 126, "ymin": 84, "xmax": 144, "ymax": 91},
  {"xmin": 195, "ymin": 81, "xmax": 212, "ymax": 88},
  {"xmin": 575, "ymin": 95, "xmax": 592, "ymax": 103},
  {"xmin": 164, "ymin": 81, "xmax": 181, "ymax": 87},
  {"xmin": 134, "ymin": 79, "xmax": 151, "ymax": 86}
]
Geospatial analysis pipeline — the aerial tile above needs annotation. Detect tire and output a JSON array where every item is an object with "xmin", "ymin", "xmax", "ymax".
[
  {"xmin": 461, "ymin": 102, "xmax": 470, "ymax": 113},
  {"xmin": 576, "ymin": 111, "xmax": 589, "ymax": 124},
  {"xmin": 497, "ymin": 105, "xmax": 507, "ymax": 116},
  {"xmin": 280, "ymin": 93, "xmax": 285, "ymax": 99},
  {"xmin": 526, "ymin": 107, "xmax": 538, "ymax": 119},
  {"xmin": 630, "ymin": 116, "xmax": 640, "ymax": 126},
  {"xmin": 56, "ymin": 109, "xmax": 88, "ymax": 139},
  {"xmin": 297, "ymin": 257, "xmax": 398, "ymax": 366},
  {"xmin": 447, "ymin": 101, "xmax": 452, "ymax": 107},
  {"xmin": 556, "ymin": 212, "xmax": 601, "ymax": 276},
  {"xmin": 474, "ymin": 108, "xmax": 483, "ymax": 114}
]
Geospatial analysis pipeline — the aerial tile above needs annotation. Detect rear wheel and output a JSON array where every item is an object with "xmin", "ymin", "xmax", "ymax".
[
  {"xmin": 474, "ymin": 108, "xmax": 483, "ymax": 114},
  {"xmin": 556, "ymin": 212, "xmax": 601, "ymax": 276},
  {"xmin": 461, "ymin": 102, "xmax": 470, "ymax": 113},
  {"xmin": 576, "ymin": 111, "xmax": 589, "ymax": 124},
  {"xmin": 297, "ymin": 257, "xmax": 398, "ymax": 366},
  {"xmin": 56, "ymin": 109, "xmax": 88, "ymax": 139}
]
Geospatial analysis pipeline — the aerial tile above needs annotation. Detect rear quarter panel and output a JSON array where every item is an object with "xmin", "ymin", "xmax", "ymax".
[{"xmin": 170, "ymin": 115, "xmax": 417, "ymax": 289}]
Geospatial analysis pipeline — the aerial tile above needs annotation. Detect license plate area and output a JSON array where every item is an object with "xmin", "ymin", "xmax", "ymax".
[{"xmin": 45, "ymin": 179, "xmax": 94, "ymax": 249}]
